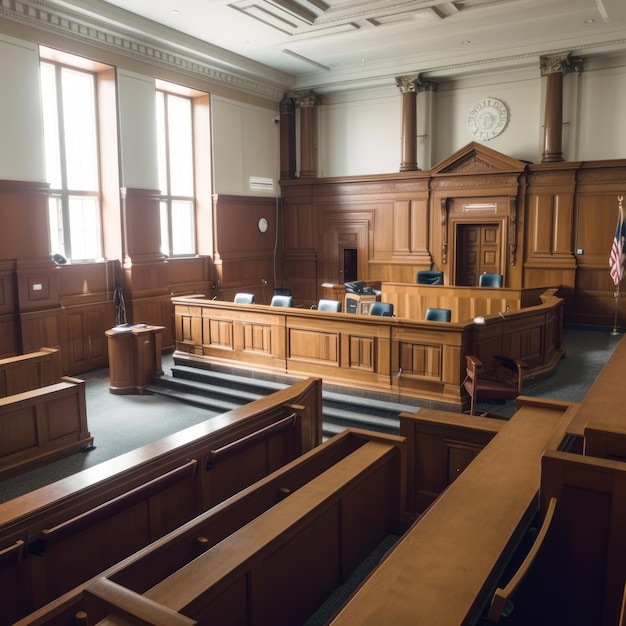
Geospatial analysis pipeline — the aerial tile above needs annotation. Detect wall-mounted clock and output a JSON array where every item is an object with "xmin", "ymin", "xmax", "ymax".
[
  {"xmin": 467, "ymin": 98, "xmax": 508, "ymax": 141},
  {"xmin": 257, "ymin": 217, "xmax": 268, "ymax": 233}
]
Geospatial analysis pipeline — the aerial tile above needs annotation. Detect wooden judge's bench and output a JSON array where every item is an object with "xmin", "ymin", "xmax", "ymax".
[{"xmin": 172, "ymin": 285, "xmax": 564, "ymax": 408}]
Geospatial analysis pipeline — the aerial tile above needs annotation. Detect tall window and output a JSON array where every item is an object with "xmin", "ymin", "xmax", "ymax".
[
  {"xmin": 156, "ymin": 90, "xmax": 196, "ymax": 256},
  {"xmin": 40, "ymin": 61, "xmax": 102, "ymax": 261}
]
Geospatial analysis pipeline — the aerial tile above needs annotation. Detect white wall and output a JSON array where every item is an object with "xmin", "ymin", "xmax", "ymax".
[
  {"xmin": 211, "ymin": 96, "xmax": 280, "ymax": 196},
  {"xmin": 116, "ymin": 69, "xmax": 159, "ymax": 189},
  {"xmin": 316, "ymin": 55, "xmax": 626, "ymax": 176},
  {"xmin": 0, "ymin": 34, "xmax": 45, "ymax": 182}
]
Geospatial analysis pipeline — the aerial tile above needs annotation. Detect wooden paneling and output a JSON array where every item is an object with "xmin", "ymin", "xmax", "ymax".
[{"xmin": 172, "ymin": 292, "xmax": 564, "ymax": 407}]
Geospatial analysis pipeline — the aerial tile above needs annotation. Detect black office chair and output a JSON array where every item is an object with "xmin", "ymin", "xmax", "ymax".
[
  {"xmin": 417, "ymin": 270, "xmax": 444, "ymax": 285},
  {"xmin": 479, "ymin": 273, "xmax": 503, "ymax": 288},
  {"xmin": 425, "ymin": 307, "xmax": 451, "ymax": 322},
  {"xmin": 270, "ymin": 294, "xmax": 293, "ymax": 307},
  {"xmin": 234, "ymin": 293, "xmax": 254, "ymax": 304},
  {"xmin": 464, "ymin": 354, "xmax": 528, "ymax": 416},
  {"xmin": 274, "ymin": 288, "xmax": 292, "ymax": 297},
  {"xmin": 369, "ymin": 302, "xmax": 394, "ymax": 317},
  {"xmin": 317, "ymin": 299, "xmax": 342, "ymax": 312}
]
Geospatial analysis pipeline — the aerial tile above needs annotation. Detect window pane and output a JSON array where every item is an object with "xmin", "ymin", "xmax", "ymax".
[
  {"xmin": 160, "ymin": 200, "xmax": 169, "ymax": 256},
  {"xmin": 40, "ymin": 63, "xmax": 63, "ymax": 189},
  {"xmin": 61, "ymin": 68, "xmax": 99, "ymax": 191},
  {"xmin": 167, "ymin": 95, "xmax": 193, "ymax": 196},
  {"xmin": 48, "ymin": 196, "xmax": 64, "ymax": 255},
  {"xmin": 171, "ymin": 200, "xmax": 195, "ymax": 255},
  {"xmin": 156, "ymin": 92, "xmax": 168, "ymax": 195},
  {"xmin": 68, "ymin": 196, "xmax": 101, "ymax": 260}
]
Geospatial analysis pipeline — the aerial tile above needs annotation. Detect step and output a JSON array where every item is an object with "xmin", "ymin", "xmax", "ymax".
[
  {"xmin": 322, "ymin": 405, "xmax": 400, "ymax": 434},
  {"xmin": 155, "ymin": 374, "xmax": 266, "ymax": 404},
  {"xmin": 171, "ymin": 365, "xmax": 289, "ymax": 395},
  {"xmin": 145, "ymin": 383, "xmax": 242, "ymax": 413}
]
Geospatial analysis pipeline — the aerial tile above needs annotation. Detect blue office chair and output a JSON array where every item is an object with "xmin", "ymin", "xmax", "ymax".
[
  {"xmin": 417, "ymin": 270, "xmax": 444, "ymax": 285},
  {"xmin": 425, "ymin": 307, "xmax": 451, "ymax": 322},
  {"xmin": 234, "ymin": 293, "xmax": 254, "ymax": 304},
  {"xmin": 317, "ymin": 299, "xmax": 342, "ymax": 312},
  {"xmin": 270, "ymin": 295, "xmax": 293, "ymax": 307},
  {"xmin": 479, "ymin": 273, "xmax": 503, "ymax": 288},
  {"xmin": 369, "ymin": 302, "xmax": 394, "ymax": 317}
]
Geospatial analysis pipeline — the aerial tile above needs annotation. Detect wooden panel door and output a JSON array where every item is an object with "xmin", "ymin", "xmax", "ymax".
[{"xmin": 456, "ymin": 224, "xmax": 501, "ymax": 286}]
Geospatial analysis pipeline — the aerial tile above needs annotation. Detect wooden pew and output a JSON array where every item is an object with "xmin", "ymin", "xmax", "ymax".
[
  {"xmin": 488, "ymin": 450, "xmax": 626, "ymax": 626},
  {"xmin": 14, "ymin": 428, "xmax": 405, "ymax": 626},
  {"xmin": 327, "ymin": 397, "xmax": 577, "ymax": 626},
  {"xmin": 0, "ymin": 377, "xmax": 322, "ymax": 625},
  {"xmin": 0, "ymin": 376, "xmax": 91, "ymax": 480},
  {"xmin": 0, "ymin": 348, "xmax": 61, "ymax": 397}
]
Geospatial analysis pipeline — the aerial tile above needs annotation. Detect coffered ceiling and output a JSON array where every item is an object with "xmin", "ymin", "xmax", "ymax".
[{"xmin": 42, "ymin": 0, "xmax": 626, "ymax": 92}]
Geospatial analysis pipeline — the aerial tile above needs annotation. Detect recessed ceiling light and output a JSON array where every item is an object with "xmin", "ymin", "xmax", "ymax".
[
  {"xmin": 171, "ymin": 9, "xmax": 180, "ymax": 15},
  {"xmin": 585, "ymin": 18, "xmax": 595, "ymax": 23},
  {"xmin": 461, "ymin": 40, "xmax": 471, "ymax": 44}
]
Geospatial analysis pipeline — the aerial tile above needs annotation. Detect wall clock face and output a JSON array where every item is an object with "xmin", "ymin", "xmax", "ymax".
[
  {"xmin": 467, "ymin": 98, "xmax": 508, "ymax": 141},
  {"xmin": 257, "ymin": 217, "xmax": 268, "ymax": 233}
]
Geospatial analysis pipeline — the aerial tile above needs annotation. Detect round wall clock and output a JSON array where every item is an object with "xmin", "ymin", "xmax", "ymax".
[
  {"xmin": 257, "ymin": 217, "xmax": 268, "ymax": 233},
  {"xmin": 467, "ymin": 98, "xmax": 508, "ymax": 141}
]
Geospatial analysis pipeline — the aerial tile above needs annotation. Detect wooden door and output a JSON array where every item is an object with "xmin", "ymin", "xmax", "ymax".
[{"xmin": 456, "ymin": 224, "xmax": 501, "ymax": 286}]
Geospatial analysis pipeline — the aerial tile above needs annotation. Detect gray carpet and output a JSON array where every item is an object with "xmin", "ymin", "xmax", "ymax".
[{"xmin": 0, "ymin": 326, "xmax": 620, "ymax": 504}]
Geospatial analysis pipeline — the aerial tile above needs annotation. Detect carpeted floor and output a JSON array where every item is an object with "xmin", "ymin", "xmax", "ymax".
[{"xmin": 0, "ymin": 325, "xmax": 621, "ymax": 504}]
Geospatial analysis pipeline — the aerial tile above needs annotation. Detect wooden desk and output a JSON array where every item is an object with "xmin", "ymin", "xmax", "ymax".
[{"xmin": 106, "ymin": 325, "xmax": 164, "ymax": 394}]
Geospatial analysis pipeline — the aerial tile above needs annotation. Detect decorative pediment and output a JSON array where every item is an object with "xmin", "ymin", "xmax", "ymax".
[{"xmin": 430, "ymin": 142, "xmax": 528, "ymax": 176}]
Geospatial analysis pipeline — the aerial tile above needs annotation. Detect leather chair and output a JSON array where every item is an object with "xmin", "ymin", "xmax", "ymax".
[
  {"xmin": 464, "ymin": 354, "xmax": 528, "ymax": 416},
  {"xmin": 425, "ymin": 307, "xmax": 451, "ymax": 322},
  {"xmin": 416, "ymin": 270, "xmax": 444, "ymax": 285},
  {"xmin": 234, "ymin": 293, "xmax": 254, "ymax": 304},
  {"xmin": 368, "ymin": 302, "xmax": 394, "ymax": 317},
  {"xmin": 479, "ymin": 273, "xmax": 503, "ymax": 288},
  {"xmin": 317, "ymin": 299, "xmax": 342, "ymax": 312},
  {"xmin": 270, "ymin": 294, "xmax": 293, "ymax": 307}
]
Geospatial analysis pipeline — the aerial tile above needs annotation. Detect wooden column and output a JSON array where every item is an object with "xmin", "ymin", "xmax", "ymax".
[
  {"xmin": 540, "ymin": 53, "xmax": 582, "ymax": 163},
  {"xmin": 296, "ymin": 91, "xmax": 322, "ymax": 179},
  {"xmin": 396, "ymin": 74, "xmax": 437, "ymax": 172},
  {"xmin": 279, "ymin": 94, "xmax": 297, "ymax": 180},
  {"xmin": 396, "ymin": 75, "xmax": 418, "ymax": 172}
]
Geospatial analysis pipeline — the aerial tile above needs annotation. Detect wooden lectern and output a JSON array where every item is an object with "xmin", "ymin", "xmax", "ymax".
[
  {"xmin": 105, "ymin": 324, "xmax": 164, "ymax": 394},
  {"xmin": 344, "ymin": 293, "xmax": 378, "ymax": 314}
]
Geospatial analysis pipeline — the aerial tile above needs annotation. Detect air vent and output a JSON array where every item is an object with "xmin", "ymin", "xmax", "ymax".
[{"xmin": 249, "ymin": 176, "xmax": 274, "ymax": 190}]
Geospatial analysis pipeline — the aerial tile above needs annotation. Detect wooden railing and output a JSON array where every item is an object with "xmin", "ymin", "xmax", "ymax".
[
  {"xmin": 172, "ymin": 287, "xmax": 564, "ymax": 407},
  {"xmin": 0, "ymin": 377, "xmax": 323, "ymax": 625}
]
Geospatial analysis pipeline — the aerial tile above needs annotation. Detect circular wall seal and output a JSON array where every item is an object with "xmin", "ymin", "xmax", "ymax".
[{"xmin": 467, "ymin": 98, "xmax": 508, "ymax": 141}]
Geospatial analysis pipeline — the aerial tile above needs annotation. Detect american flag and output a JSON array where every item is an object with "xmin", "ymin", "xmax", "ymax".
[{"xmin": 609, "ymin": 204, "xmax": 625, "ymax": 286}]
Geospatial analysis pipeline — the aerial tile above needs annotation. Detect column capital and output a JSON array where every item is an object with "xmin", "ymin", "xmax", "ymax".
[
  {"xmin": 540, "ymin": 52, "xmax": 583, "ymax": 76},
  {"xmin": 295, "ymin": 90, "xmax": 323, "ymax": 107},
  {"xmin": 279, "ymin": 93, "xmax": 295, "ymax": 115},
  {"xmin": 395, "ymin": 74, "xmax": 437, "ymax": 94}
]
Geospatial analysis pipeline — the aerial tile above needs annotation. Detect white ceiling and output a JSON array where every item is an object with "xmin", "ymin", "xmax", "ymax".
[{"xmin": 70, "ymin": 0, "xmax": 626, "ymax": 92}]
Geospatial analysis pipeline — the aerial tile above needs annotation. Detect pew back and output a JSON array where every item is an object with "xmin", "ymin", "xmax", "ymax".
[
  {"xmin": 0, "ymin": 348, "xmax": 61, "ymax": 398},
  {"xmin": 0, "ymin": 377, "xmax": 323, "ymax": 625},
  {"xmin": 15, "ymin": 429, "xmax": 405, "ymax": 626}
]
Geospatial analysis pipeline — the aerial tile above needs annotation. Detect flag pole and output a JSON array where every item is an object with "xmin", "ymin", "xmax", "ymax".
[
  {"xmin": 611, "ymin": 195, "xmax": 625, "ymax": 336},
  {"xmin": 612, "ymin": 282, "xmax": 621, "ymax": 336}
]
